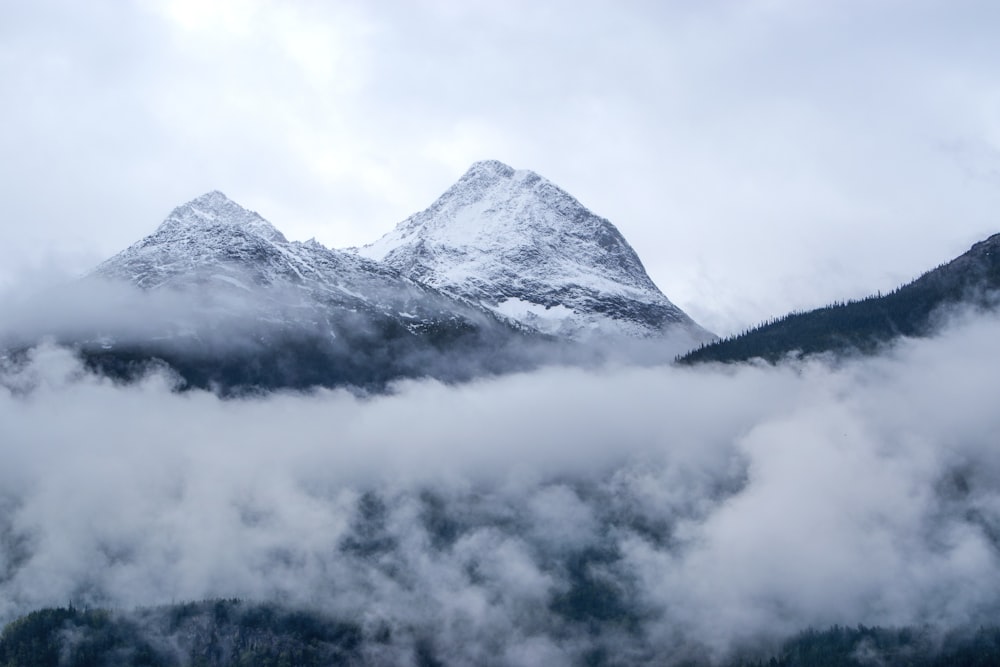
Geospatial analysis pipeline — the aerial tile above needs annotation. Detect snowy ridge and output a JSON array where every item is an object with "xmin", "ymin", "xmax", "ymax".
[
  {"xmin": 92, "ymin": 191, "xmax": 520, "ymax": 338},
  {"xmin": 99, "ymin": 191, "xmax": 380, "ymax": 293},
  {"xmin": 357, "ymin": 160, "xmax": 714, "ymax": 341},
  {"xmin": 155, "ymin": 190, "xmax": 288, "ymax": 243},
  {"xmin": 79, "ymin": 190, "xmax": 555, "ymax": 391},
  {"xmin": 78, "ymin": 168, "xmax": 718, "ymax": 392}
]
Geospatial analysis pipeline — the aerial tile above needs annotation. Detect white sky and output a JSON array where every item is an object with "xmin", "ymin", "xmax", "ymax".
[{"xmin": 2, "ymin": 0, "xmax": 999, "ymax": 335}]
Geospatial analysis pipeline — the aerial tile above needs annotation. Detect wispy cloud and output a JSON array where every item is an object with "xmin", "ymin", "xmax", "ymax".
[{"xmin": 2, "ymin": 307, "xmax": 999, "ymax": 662}]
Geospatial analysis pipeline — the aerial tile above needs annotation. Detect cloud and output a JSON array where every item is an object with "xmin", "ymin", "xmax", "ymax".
[
  {"xmin": 2, "ymin": 307, "xmax": 1000, "ymax": 662},
  {"xmin": 0, "ymin": 273, "xmax": 712, "ymax": 397}
]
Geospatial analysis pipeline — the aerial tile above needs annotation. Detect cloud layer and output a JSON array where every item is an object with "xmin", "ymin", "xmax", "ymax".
[{"xmin": 2, "ymin": 308, "xmax": 1000, "ymax": 663}]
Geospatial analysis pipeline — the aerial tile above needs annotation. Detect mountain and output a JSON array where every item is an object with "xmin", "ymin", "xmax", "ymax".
[
  {"xmin": 679, "ymin": 232, "xmax": 1000, "ymax": 365},
  {"xmin": 356, "ymin": 160, "xmax": 713, "ymax": 343},
  {"xmin": 52, "ymin": 191, "xmax": 547, "ymax": 392},
  {"xmin": 4, "ymin": 164, "xmax": 717, "ymax": 393}
]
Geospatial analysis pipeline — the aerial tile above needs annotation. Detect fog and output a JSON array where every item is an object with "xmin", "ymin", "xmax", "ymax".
[
  {"xmin": 0, "ymin": 276, "xmax": 711, "ymax": 394},
  {"xmin": 2, "ymin": 308, "xmax": 1000, "ymax": 663}
]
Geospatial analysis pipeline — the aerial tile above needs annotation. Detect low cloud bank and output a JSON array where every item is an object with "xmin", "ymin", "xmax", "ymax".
[
  {"xmin": 2, "ymin": 309, "xmax": 1000, "ymax": 663},
  {"xmin": 0, "ymin": 276, "xmax": 712, "ymax": 393}
]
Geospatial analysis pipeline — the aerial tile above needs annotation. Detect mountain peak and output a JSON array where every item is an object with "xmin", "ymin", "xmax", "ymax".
[
  {"xmin": 188, "ymin": 189, "xmax": 233, "ymax": 206},
  {"xmin": 463, "ymin": 159, "xmax": 516, "ymax": 180},
  {"xmin": 358, "ymin": 162, "xmax": 714, "ymax": 341},
  {"xmin": 160, "ymin": 191, "xmax": 287, "ymax": 244},
  {"xmin": 457, "ymin": 160, "xmax": 556, "ymax": 194}
]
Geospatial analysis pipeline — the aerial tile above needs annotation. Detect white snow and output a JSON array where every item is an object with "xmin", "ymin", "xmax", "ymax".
[
  {"xmin": 357, "ymin": 160, "xmax": 714, "ymax": 341},
  {"xmin": 92, "ymin": 173, "xmax": 714, "ymax": 348},
  {"xmin": 493, "ymin": 298, "xmax": 578, "ymax": 336},
  {"xmin": 91, "ymin": 191, "xmax": 480, "ymax": 336},
  {"xmin": 210, "ymin": 274, "xmax": 252, "ymax": 291},
  {"xmin": 494, "ymin": 297, "xmax": 573, "ymax": 321}
]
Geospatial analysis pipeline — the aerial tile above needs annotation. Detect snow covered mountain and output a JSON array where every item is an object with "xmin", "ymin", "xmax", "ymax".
[
  {"xmin": 79, "ymin": 191, "xmax": 544, "ymax": 391},
  {"xmin": 357, "ymin": 160, "xmax": 714, "ymax": 343},
  {"xmin": 95, "ymin": 190, "xmax": 463, "ymax": 316},
  {"xmin": 6, "ymin": 169, "xmax": 716, "ymax": 393}
]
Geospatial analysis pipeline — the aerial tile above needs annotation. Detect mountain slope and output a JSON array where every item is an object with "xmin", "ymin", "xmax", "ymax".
[
  {"xmin": 679, "ymin": 232, "xmax": 1000, "ymax": 365},
  {"xmin": 30, "ymin": 192, "xmax": 547, "ymax": 392},
  {"xmin": 96, "ymin": 190, "xmax": 420, "ymax": 295},
  {"xmin": 357, "ymin": 160, "xmax": 713, "ymax": 343}
]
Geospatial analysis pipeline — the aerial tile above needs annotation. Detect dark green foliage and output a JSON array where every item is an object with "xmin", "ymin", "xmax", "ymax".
[
  {"xmin": 729, "ymin": 624, "xmax": 1000, "ymax": 667},
  {"xmin": 680, "ymin": 233, "xmax": 1000, "ymax": 365},
  {"xmin": 6, "ymin": 602, "xmax": 1000, "ymax": 666},
  {"xmin": 0, "ymin": 600, "xmax": 361, "ymax": 667},
  {"xmin": 0, "ymin": 607, "xmax": 167, "ymax": 667},
  {"xmin": 339, "ymin": 491, "xmax": 398, "ymax": 558},
  {"xmin": 414, "ymin": 637, "xmax": 445, "ymax": 667},
  {"xmin": 550, "ymin": 546, "xmax": 636, "ymax": 628},
  {"xmin": 418, "ymin": 491, "xmax": 462, "ymax": 551}
]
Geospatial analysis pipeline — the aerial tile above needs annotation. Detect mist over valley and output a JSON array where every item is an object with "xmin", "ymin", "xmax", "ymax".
[{"xmin": 2, "ymin": 163, "xmax": 1000, "ymax": 665}]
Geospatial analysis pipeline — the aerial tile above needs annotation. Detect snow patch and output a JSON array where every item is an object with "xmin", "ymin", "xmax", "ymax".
[{"xmin": 210, "ymin": 274, "xmax": 252, "ymax": 291}]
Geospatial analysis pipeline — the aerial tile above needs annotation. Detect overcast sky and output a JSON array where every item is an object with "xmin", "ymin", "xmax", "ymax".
[{"xmin": 3, "ymin": 0, "xmax": 999, "ymax": 335}]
